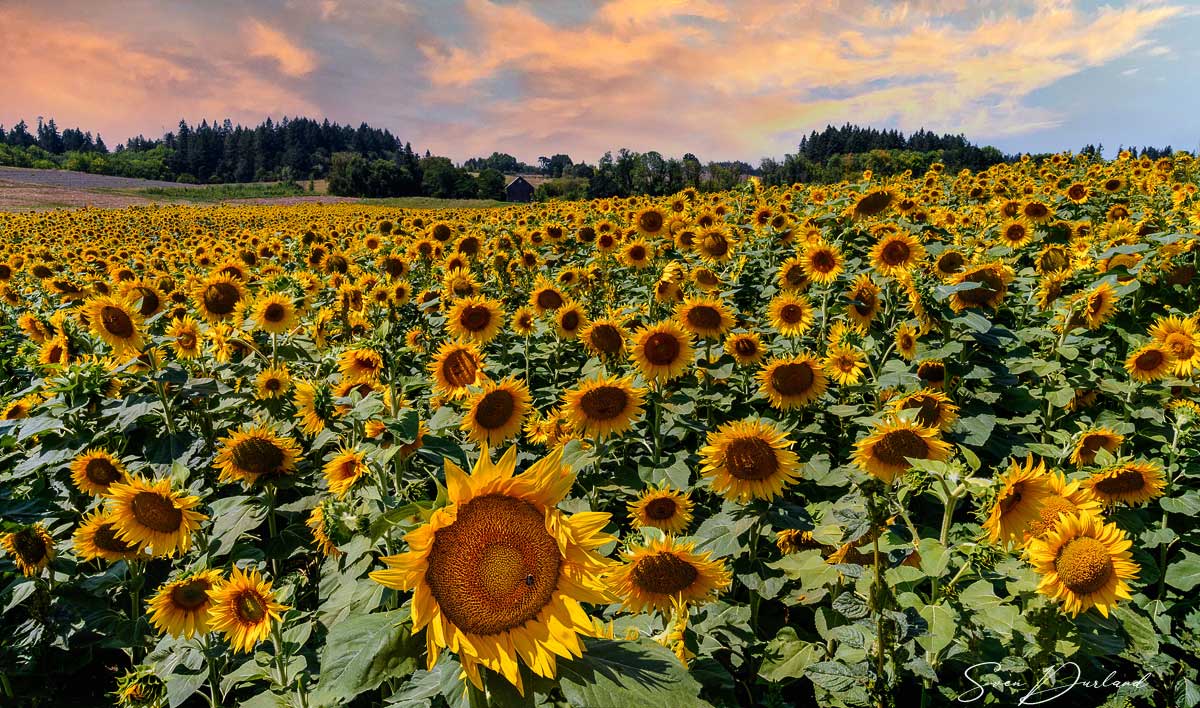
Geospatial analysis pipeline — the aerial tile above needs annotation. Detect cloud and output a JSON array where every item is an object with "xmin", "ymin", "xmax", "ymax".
[{"xmin": 243, "ymin": 19, "xmax": 318, "ymax": 77}]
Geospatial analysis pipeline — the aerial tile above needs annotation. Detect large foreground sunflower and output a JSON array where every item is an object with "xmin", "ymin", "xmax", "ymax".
[
  {"xmin": 148, "ymin": 569, "xmax": 224, "ymax": 639},
  {"xmin": 699, "ymin": 418, "xmax": 801, "ymax": 501},
  {"xmin": 1027, "ymin": 512, "xmax": 1138, "ymax": 617},
  {"xmin": 208, "ymin": 565, "xmax": 289, "ymax": 653},
  {"xmin": 106, "ymin": 476, "xmax": 207, "ymax": 557},
  {"xmin": 852, "ymin": 418, "xmax": 952, "ymax": 483},
  {"xmin": 369, "ymin": 446, "xmax": 614, "ymax": 694},
  {"xmin": 607, "ymin": 536, "xmax": 731, "ymax": 614}
]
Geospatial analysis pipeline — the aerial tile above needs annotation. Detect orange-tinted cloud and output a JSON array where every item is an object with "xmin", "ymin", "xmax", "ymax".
[{"xmin": 244, "ymin": 19, "xmax": 318, "ymax": 77}]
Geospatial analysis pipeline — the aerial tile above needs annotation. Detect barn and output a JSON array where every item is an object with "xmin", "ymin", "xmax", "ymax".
[{"xmin": 505, "ymin": 176, "xmax": 535, "ymax": 203}]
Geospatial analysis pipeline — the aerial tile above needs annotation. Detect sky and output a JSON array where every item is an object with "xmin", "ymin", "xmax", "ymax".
[{"xmin": 2, "ymin": 0, "xmax": 1199, "ymax": 164}]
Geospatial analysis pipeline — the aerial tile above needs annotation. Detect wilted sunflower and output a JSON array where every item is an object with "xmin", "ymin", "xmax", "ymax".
[
  {"xmin": 676, "ymin": 297, "xmax": 734, "ymax": 339},
  {"xmin": 2, "ymin": 524, "xmax": 55, "ymax": 577},
  {"xmin": 891, "ymin": 389, "xmax": 958, "ymax": 430},
  {"xmin": 801, "ymin": 241, "xmax": 844, "ymax": 284},
  {"xmin": 307, "ymin": 504, "xmax": 343, "ymax": 558},
  {"xmin": 824, "ymin": 345, "xmax": 868, "ymax": 386},
  {"xmin": 323, "ymin": 446, "xmax": 369, "ymax": 497},
  {"xmin": 429, "ymin": 340, "xmax": 486, "ymax": 398},
  {"xmin": 254, "ymin": 364, "xmax": 292, "ymax": 400},
  {"xmin": 339, "ymin": 347, "xmax": 384, "ymax": 383},
  {"xmin": 1070, "ymin": 427, "xmax": 1123, "ymax": 466},
  {"xmin": 948, "ymin": 262, "xmax": 1013, "ymax": 312},
  {"xmin": 982, "ymin": 456, "xmax": 1053, "ymax": 547},
  {"xmin": 250, "ymin": 293, "xmax": 297, "ymax": 334},
  {"xmin": 1124, "ymin": 343, "xmax": 1175, "ymax": 382},
  {"xmin": 699, "ymin": 418, "xmax": 801, "ymax": 501},
  {"xmin": 580, "ymin": 318, "xmax": 628, "ymax": 358},
  {"xmin": 631, "ymin": 320, "xmax": 694, "ymax": 382},
  {"xmin": 562, "ymin": 375, "xmax": 645, "ymax": 439},
  {"xmin": 627, "ymin": 486, "xmax": 693, "ymax": 534},
  {"xmin": 208, "ymin": 565, "xmax": 289, "ymax": 653},
  {"xmin": 724, "ymin": 332, "xmax": 764, "ymax": 366},
  {"xmin": 166, "ymin": 315, "xmax": 203, "ymax": 359},
  {"xmin": 81, "ymin": 294, "xmax": 144, "ymax": 355},
  {"xmin": 869, "ymin": 231, "xmax": 924, "ymax": 276},
  {"xmin": 214, "ymin": 423, "xmax": 301, "ymax": 486},
  {"xmin": 194, "ymin": 273, "xmax": 246, "ymax": 322},
  {"xmin": 607, "ymin": 536, "xmax": 731, "ymax": 614},
  {"xmin": 369, "ymin": 446, "xmax": 614, "ymax": 694},
  {"xmin": 852, "ymin": 418, "xmax": 952, "ymax": 484},
  {"xmin": 447, "ymin": 296, "xmax": 505, "ymax": 343},
  {"xmin": 73, "ymin": 509, "xmax": 140, "ymax": 563},
  {"xmin": 462, "ymin": 377, "xmax": 532, "ymax": 446},
  {"xmin": 1084, "ymin": 461, "xmax": 1166, "ymax": 507},
  {"xmin": 70, "ymin": 448, "xmax": 127, "ymax": 496},
  {"xmin": 1149, "ymin": 315, "xmax": 1200, "ymax": 375},
  {"xmin": 147, "ymin": 569, "xmax": 223, "ymax": 639},
  {"xmin": 107, "ymin": 476, "xmax": 206, "ymax": 557},
  {"xmin": 758, "ymin": 353, "xmax": 827, "ymax": 409},
  {"xmin": 768, "ymin": 293, "xmax": 815, "ymax": 336},
  {"xmin": 1027, "ymin": 512, "xmax": 1138, "ymax": 617}
]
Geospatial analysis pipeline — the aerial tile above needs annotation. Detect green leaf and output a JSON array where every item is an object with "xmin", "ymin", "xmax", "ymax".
[
  {"xmin": 917, "ymin": 603, "xmax": 956, "ymax": 657},
  {"xmin": 1165, "ymin": 550, "xmax": 1200, "ymax": 592},
  {"xmin": 804, "ymin": 661, "xmax": 858, "ymax": 693},
  {"xmin": 769, "ymin": 550, "xmax": 840, "ymax": 590},
  {"xmin": 206, "ymin": 495, "xmax": 266, "ymax": 557},
  {"xmin": 312, "ymin": 609, "xmax": 418, "ymax": 704},
  {"xmin": 917, "ymin": 538, "xmax": 951, "ymax": 578},
  {"xmin": 557, "ymin": 638, "xmax": 710, "ymax": 708},
  {"xmin": 2, "ymin": 580, "xmax": 37, "ymax": 615},
  {"xmin": 760, "ymin": 627, "xmax": 822, "ymax": 682},
  {"xmin": 1115, "ymin": 606, "xmax": 1158, "ymax": 656}
]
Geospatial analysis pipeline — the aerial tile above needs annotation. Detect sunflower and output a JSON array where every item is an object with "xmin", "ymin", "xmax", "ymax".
[
  {"xmin": 852, "ymin": 418, "xmax": 952, "ymax": 484},
  {"xmin": 38, "ymin": 335, "xmax": 70, "ymax": 367},
  {"xmin": 891, "ymin": 389, "xmax": 958, "ymax": 430},
  {"xmin": 462, "ymin": 377, "xmax": 532, "ymax": 446},
  {"xmin": 776, "ymin": 529, "xmax": 825, "ymax": 555},
  {"xmin": 214, "ymin": 423, "xmax": 301, "ymax": 486},
  {"xmin": 1022, "ymin": 200, "xmax": 1053, "ymax": 224},
  {"xmin": 1149, "ymin": 315, "xmax": 1200, "ymax": 375},
  {"xmin": 194, "ymin": 273, "xmax": 246, "ymax": 322},
  {"xmin": 1027, "ymin": 512, "xmax": 1138, "ymax": 617},
  {"xmin": 627, "ymin": 486, "xmax": 694, "ymax": 534},
  {"xmin": 82, "ymin": 294, "xmax": 144, "ymax": 354},
  {"xmin": 777, "ymin": 255, "xmax": 810, "ymax": 292},
  {"xmin": 933, "ymin": 250, "xmax": 966, "ymax": 278},
  {"xmin": 849, "ymin": 188, "xmax": 896, "ymax": 220},
  {"xmin": 73, "ymin": 509, "xmax": 141, "ymax": 563},
  {"xmin": 895, "ymin": 322, "xmax": 919, "ymax": 361},
  {"xmin": 676, "ymin": 297, "xmax": 734, "ymax": 339},
  {"xmin": 997, "ymin": 217, "xmax": 1034, "ymax": 249},
  {"xmin": 2, "ymin": 394, "xmax": 41, "ymax": 420},
  {"xmin": 802, "ymin": 241, "xmax": 844, "ymax": 284},
  {"xmin": 1070, "ymin": 427, "xmax": 1123, "ymax": 466},
  {"xmin": 562, "ymin": 375, "xmax": 645, "ymax": 439},
  {"xmin": 253, "ymin": 364, "xmax": 292, "ymax": 400},
  {"xmin": 70, "ymin": 448, "xmax": 128, "ymax": 496},
  {"xmin": 696, "ymin": 227, "xmax": 734, "ymax": 263},
  {"xmin": 2, "ymin": 524, "xmax": 55, "ymax": 577},
  {"xmin": 429, "ymin": 340, "xmax": 486, "ymax": 398},
  {"xmin": 845, "ymin": 274, "xmax": 881, "ymax": 330},
  {"xmin": 554, "ymin": 301, "xmax": 588, "ymax": 339},
  {"xmin": 294, "ymin": 379, "xmax": 334, "ymax": 435},
  {"xmin": 323, "ymin": 446, "xmax": 369, "ymax": 497},
  {"xmin": 824, "ymin": 345, "xmax": 868, "ymax": 386},
  {"xmin": 580, "ymin": 318, "xmax": 628, "ymax": 358},
  {"xmin": 724, "ymin": 332, "xmax": 764, "ymax": 366},
  {"xmin": 982, "ymin": 456, "xmax": 1054, "ymax": 547},
  {"xmin": 607, "ymin": 536, "xmax": 731, "ymax": 614},
  {"xmin": 869, "ymin": 231, "xmax": 924, "ymax": 276},
  {"xmin": 250, "ymin": 293, "xmax": 297, "ymax": 335},
  {"xmin": 1022, "ymin": 470, "xmax": 1104, "ymax": 542},
  {"xmin": 166, "ymin": 315, "xmax": 203, "ymax": 359},
  {"xmin": 1084, "ymin": 460, "xmax": 1166, "ymax": 506},
  {"xmin": 948, "ymin": 262, "xmax": 1013, "ymax": 312},
  {"xmin": 339, "ymin": 347, "xmax": 384, "ymax": 383},
  {"xmin": 369, "ymin": 446, "xmax": 615, "ymax": 694},
  {"xmin": 699, "ymin": 418, "xmax": 801, "ymax": 501},
  {"xmin": 448, "ymin": 296, "xmax": 505, "ymax": 344},
  {"xmin": 768, "ymin": 293, "xmax": 815, "ymax": 336},
  {"xmin": 1035, "ymin": 245, "xmax": 1072, "ymax": 275},
  {"xmin": 511, "ymin": 306, "xmax": 537, "ymax": 336},
  {"xmin": 208, "ymin": 565, "xmax": 289, "ymax": 653},
  {"xmin": 630, "ymin": 320, "xmax": 694, "ymax": 382},
  {"xmin": 147, "ymin": 569, "xmax": 224, "ymax": 639},
  {"xmin": 620, "ymin": 239, "xmax": 654, "ymax": 269},
  {"xmin": 307, "ymin": 504, "xmax": 343, "ymax": 557},
  {"xmin": 1080, "ymin": 282, "xmax": 1118, "ymax": 330},
  {"xmin": 106, "ymin": 476, "xmax": 206, "ymax": 557},
  {"xmin": 758, "ymin": 353, "xmax": 827, "ymax": 409},
  {"xmin": 633, "ymin": 206, "xmax": 668, "ymax": 237},
  {"xmin": 1125, "ymin": 343, "xmax": 1175, "ymax": 382}
]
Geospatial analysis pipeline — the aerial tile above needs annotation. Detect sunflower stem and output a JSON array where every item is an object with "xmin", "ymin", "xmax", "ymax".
[
  {"xmin": 1157, "ymin": 421, "xmax": 1181, "ymax": 600},
  {"xmin": 128, "ymin": 559, "xmax": 144, "ymax": 663},
  {"xmin": 201, "ymin": 635, "xmax": 222, "ymax": 708},
  {"xmin": 265, "ymin": 485, "xmax": 280, "ymax": 579},
  {"xmin": 650, "ymin": 386, "xmax": 663, "ymax": 468},
  {"xmin": 269, "ymin": 618, "xmax": 289, "ymax": 691}
]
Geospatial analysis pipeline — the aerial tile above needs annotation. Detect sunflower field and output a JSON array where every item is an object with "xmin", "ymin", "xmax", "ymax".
[{"xmin": 2, "ymin": 152, "xmax": 1200, "ymax": 708}]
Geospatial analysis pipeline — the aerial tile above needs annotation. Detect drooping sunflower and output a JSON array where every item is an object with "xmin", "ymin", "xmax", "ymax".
[
  {"xmin": 81, "ymin": 294, "xmax": 144, "ymax": 355},
  {"xmin": 849, "ymin": 188, "xmax": 896, "ymax": 220},
  {"xmin": 307, "ymin": 504, "xmax": 343, "ymax": 557},
  {"xmin": 630, "ymin": 320, "xmax": 694, "ymax": 382},
  {"xmin": 73, "ymin": 509, "xmax": 141, "ymax": 563},
  {"xmin": 824, "ymin": 345, "xmax": 868, "ymax": 386},
  {"xmin": 982, "ymin": 456, "xmax": 1054, "ymax": 547},
  {"xmin": 675, "ymin": 297, "xmax": 734, "ymax": 339},
  {"xmin": 147, "ymin": 569, "xmax": 224, "ymax": 639},
  {"xmin": 801, "ymin": 241, "xmax": 845, "ymax": 284},
  {"xmin": 1070, "ymin": 427, "xmax": 1123, "ymax": 466},
  {"xmin": 724, "ymin": 332, "xmax": 764, "ymax": 366},
  {"xmin": 869, "ymin": 231, "xmax": 924, "ymax": 276},
  {"xmin": 627, "ymin": 486, "xmax": 694, "ymax": 535},
  {"xmin": 607, "ymin": 536, "xmax": 731, "ymax": 614},
  {"xmin": 891, "ymin": 389, "xmax": 959, "ymax": 430},
  {"xmin": 429, "ymin": 340, "xmax": 486, "ymax": 398},
  {"xmin": 1027, "ymin": 512, "xmax": 1138, "ymax": 617},
  {"xmin": 250, "ymin": 293, "xmax": 297, "ymax": 335},
  {"xmin": 166, "ymin": 315, "xmax": 203, "ymax": 359},
  {"xmin": 214, "ymin": 423, "xmax": 301, "ymax": 486},
  {"xmin": 339, "ymin": 347, "xmax": 384, "ymax": 383},
  {"xmin": 895, "ymin": 321, "xmax": 919, "ymax": 361},
  {"xmin": 1149, "ymin": 315, "xmax": 1200, "ymax": 375},
  {"xmin": 447, "ymin": 296, "xmax": 505, "ymax": 344},
  {"xmin": 562, "ymin": 375, "xmax": 645, "ymax": 439},
  {"xmin": 194, "ymin": 273, "xmax": 246, "ymax": 322},
  {"xmin": 369, "ymin": 446, "xmax": 615, "ymax": 694},
  {"xmin": 699, "ymin": 418, "xmax": 801, "ymax": 502},
  {"xmin": 845, "ymin": 274, "xmax": 881, "ymax": 330},
  {"xmin": 2, "ymin": 524, "xmax": 55, "ymax": 577},
  {"xmin": 580, "ymin": 318, "xmax": 628, "ymax": 359},
  {"xmin": 323, "ymin": 446, "xmax": 369, "ymax": 497},
  {"xmin": 1080, "ymin": 281, "xmax": 1119, "ymax": 330},
  {"xmin": 1083, "ymin": 460, "xmax": 1166, "ymax": 507},
  {"xmin": 106, "ymin": 476, "xmax": 207, "ymax": 557},
  {"xmin": 70, "ymin": 448, "xmax": 128, "ymax": 496},
  {"xmin": 947, "ymin": 262, "xmax": 1013, "ymax": 313},
  {"xmin": 208, "ymin": 565, "xmax": 289, "ymax": 653},
  {"xmin": 852, "ymin": 418, "xmax": 952, "ymax": 484},
  {"xmin": 1124, "ymin": 343, "xmax": 1175, "ymax": 382},
  {"xmin": 461, "ymin": 377, "xmax": 532, "ymax": 446},
  {"xmin": 768, "ymin": 293, "xmax": 815, "ymax": 336},
  {"xmin": 758, "ymin": 353, "xmax": 827, "ymax": 410}
]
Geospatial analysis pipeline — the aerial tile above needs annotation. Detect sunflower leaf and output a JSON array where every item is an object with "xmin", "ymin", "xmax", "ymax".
[
  {"xmin": 312, "ymin": 608, "xmax": 418, "ymax": 704},
  {"xmin": 558, "ymin": 638, "xmax": 711, "ymax": 708}
]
